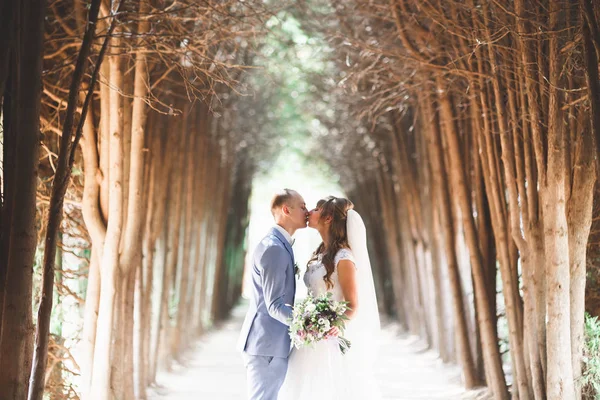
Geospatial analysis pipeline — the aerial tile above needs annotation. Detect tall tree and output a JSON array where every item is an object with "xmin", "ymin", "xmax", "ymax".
[{"xmin": 0, "ymin": 0, "xmax": 46, "ymax": 397}]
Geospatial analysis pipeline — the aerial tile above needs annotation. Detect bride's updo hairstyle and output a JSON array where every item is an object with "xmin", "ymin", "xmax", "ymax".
[{"xmin": 308, "ymin": 196, "xmax": 354, "ymax": 289}]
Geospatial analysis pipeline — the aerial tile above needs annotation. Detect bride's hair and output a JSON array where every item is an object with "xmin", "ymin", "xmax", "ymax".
[{"xmin": 308, "ymin": 196, "xmax": 354, "ymax": 289}]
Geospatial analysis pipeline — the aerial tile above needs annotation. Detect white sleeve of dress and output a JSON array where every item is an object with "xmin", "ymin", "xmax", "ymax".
[{"xmin": 335, "ymin": 248, "xmax": 357, "ymax": 269}]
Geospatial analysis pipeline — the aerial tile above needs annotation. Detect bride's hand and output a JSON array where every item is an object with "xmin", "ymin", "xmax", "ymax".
[{"xmin": 326, "ymin": 326, "xmax": 340, "ymax": 338}]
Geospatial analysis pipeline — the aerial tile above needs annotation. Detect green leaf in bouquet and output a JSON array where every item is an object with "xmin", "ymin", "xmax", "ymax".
[{"xmin": 338, "ymin": 337, "xmax": 352, "ymax": 355}]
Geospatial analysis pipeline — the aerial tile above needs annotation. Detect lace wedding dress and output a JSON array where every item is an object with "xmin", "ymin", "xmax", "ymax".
[{"xmin": 278, "ymin": 248, "xmax": 381, "ymax": 400}]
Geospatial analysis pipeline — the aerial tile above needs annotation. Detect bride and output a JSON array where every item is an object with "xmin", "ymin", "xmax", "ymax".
[{"xmin": 279, "ymin": 196, "xmax": 381, "ymax": 400}]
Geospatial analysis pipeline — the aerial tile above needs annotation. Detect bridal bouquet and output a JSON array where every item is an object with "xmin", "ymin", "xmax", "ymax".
[{"xmin": 288, "ymin": 292, "xmax": 352, "ymax": 354}]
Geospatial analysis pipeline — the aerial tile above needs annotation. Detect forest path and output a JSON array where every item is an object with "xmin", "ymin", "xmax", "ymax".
[{"xmin": 148, "ymin": 303, "xmax": 492, "ymax": 400}]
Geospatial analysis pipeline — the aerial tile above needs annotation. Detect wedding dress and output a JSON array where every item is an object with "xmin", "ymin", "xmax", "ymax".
[{"xmin": 278, "ymin": 211, "xmax": 381, "ymax": 400}]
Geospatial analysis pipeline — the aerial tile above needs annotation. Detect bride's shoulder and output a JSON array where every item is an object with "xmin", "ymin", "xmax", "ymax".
[{"xmin": 334, "ymin": 247, "xmax": 355, "ymax": 264}]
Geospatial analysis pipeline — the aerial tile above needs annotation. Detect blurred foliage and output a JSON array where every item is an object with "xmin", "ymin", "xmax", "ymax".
[
  {"xmin": 583, "ymin": 313, "xmax": 600, "ymax": 399},
  {"xmin": 237, "ymin": 11, "xmax": 340, "ymax": 179}
]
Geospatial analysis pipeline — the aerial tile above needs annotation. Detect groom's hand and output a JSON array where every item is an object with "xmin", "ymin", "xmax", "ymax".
[{"xmin": 326, "ymin": 326, "xmax": 340, "ymax": 338}]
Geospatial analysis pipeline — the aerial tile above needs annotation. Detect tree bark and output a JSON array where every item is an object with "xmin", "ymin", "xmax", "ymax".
[
  {"xmin": 375, "ymin": 164, "xmax": 408, "ymax": 331},
  {"xmin": 89, "ymin": 43, "xmax": 125, "ymax": 400},
  {"xmin": 0, "ymin": 0, "xmax": 45, "ymax": 396},
  {"xmin": 544, "ymin": 2, "xmax": 575, "ymax": 398},
  {"xmin": 421, "ymin": 93, "xmax": 478, "ymax": 388},
  {"xmin": 136, "ymin": 153, "xmax": 155, "ymax": 397},
  {"xmin": 582, "ymin": 0, "xmax": 600, "ymax": 178},
  {"xmin": 0, "ymin": 0, "xmax": 13, "ymax": 105},
  {"xmin": 79, "ymin": 99, "xmax": 106, "ymax": 396},
  {"xmin": 173, "ymin": 109, "xmax": 196, "ymax": 356},
  {"xmin": 153, "ymin": 114, "xmax": 186, "ymax": 373},
  {"xmin": 567, "ymin": 115, "xmax": 595, "ymax": 399},
  {"xmin": 146, "ymin": 116, "xmax": 174, "ymax": 384},
  {"xmin": 0, "ymin": 0, "xmax": 17, "ymax": 357}
]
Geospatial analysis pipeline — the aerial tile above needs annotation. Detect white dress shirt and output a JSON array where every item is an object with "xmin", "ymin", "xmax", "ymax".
[{"xmin": 273, "ymin": 224, "xmax": 294, "ymax": 246}]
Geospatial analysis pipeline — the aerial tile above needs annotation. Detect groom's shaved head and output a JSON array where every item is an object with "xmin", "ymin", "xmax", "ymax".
[{"xmin": 271, "ymin": 189, "xmax": 299, "ymax": 216}]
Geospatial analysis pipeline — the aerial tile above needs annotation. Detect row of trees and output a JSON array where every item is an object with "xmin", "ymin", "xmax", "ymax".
[
  {"xmin": 0, "ymin": 0, "xmax": 281, "ymax": 398},
  {"xmin": 4, "ymin": 0, "xmax": 600, "ymax": 398},
  {"xmin": 298, "ymin": 0, "xmax": 600, "ymax": 399}
]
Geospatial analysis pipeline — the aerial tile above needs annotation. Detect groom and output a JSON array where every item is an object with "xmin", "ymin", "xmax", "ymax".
[{"xmin": 237, "ymin": 189, "xmax": 308, "ymax": 400}]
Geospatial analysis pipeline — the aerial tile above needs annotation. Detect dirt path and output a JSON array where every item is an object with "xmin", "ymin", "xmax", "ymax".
[{"xmin": 148, "ymin": 305, "xmax": 491, "ymax": 400}]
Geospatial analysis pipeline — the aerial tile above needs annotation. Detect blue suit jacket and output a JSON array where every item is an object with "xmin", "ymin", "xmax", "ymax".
[{"xmin": 237, "ymin": 227, "xmax": 296, "ymax": 357}]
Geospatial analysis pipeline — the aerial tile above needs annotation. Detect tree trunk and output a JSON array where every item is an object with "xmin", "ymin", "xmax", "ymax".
[
  {"xmin": 544, "ymin": 2, "xmax": 575, "ymax": 398},
  {"xmin": 173, "ymin": 110, "xmax": 195, "ymax": 356},
  {"xmin": 190, "ymin": 129, "xmax": 209, "ymax": 337},
  {"xmin": 582, "ymin": 0, "xmax": 600, "ymax": 175},
  {"xmin": 0, "ymin": 0, "xmax": 45, "ymax": 396},
  {"xmin": 89, "ymin": 48, "xmax": 125, "ymax": 400},
  {"xmin": 79, "ymin": 97, "xmax": 106, "ymax": 396},
  {"xmin": 374, "ymin": 165, "xmax": 408, "ymax": 331},
  {"xmin": 0, "ymin": 0, "xmax": 14, "ymax": 104},
  {"xmin": 122, "ymin": 262, "xmax": 137, "ymax": 400},
  {"xmin": 567, "ymin": 117, "xmax": 595, "ymax": 398},
  {"xmin": 80, "ymin": 248, "xmax": 101, "ymax": 394},
  {"xmin": 0, "ymin": 0, "xmax": 16, "ymax": 360},
  {"xmin": 422, "ymin": 93, "xmax": 478, "ymax": 388},
  {"xmin": 149, "ymin": 224, "xmax": 169, "ymax": 383},
  {"xmin": 211, "ymin": 156, "xmax": 234, "ymax": 319},
  {"xmin": 146, "ymin": 117, "xmax": 173, "ymax": 385},
  {"xmin": 134, "ymin": 140, "xmax": 155, "ymax": 398},
  {"xmin": 153, "ymin": 115, "xmax": 186, "ymax": 373}
]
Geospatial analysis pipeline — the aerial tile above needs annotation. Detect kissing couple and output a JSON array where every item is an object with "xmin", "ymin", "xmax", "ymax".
[{"xmin": 237, "ymin": 189, "xmax": 381, "ymax": 400}]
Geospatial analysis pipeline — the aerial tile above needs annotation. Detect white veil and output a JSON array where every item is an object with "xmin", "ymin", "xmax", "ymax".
[{"xmin": 345, "ymin": 209, "xmax": 381, "ymax": 368}]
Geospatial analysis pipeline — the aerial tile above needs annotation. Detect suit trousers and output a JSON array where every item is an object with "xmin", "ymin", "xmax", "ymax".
[{"xmin": 243, "ymin": 352, "xmax": 288, "ymax": 400}]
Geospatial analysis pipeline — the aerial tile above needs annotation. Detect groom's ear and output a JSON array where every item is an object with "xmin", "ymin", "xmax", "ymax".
[{"xmin": 281, "ymin": 204, "xmax": 290, "ymax": 216}]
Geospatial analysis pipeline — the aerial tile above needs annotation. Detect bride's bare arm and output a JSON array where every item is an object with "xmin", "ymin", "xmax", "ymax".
[{"xmin": 337, "ymin": 259, "xmax": 359, "ymax": 319}]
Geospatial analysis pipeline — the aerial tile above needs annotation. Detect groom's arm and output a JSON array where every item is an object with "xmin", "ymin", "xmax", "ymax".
[{"xmin": 260, "ymin": 246, "xmax": 293, "ymax": 325}]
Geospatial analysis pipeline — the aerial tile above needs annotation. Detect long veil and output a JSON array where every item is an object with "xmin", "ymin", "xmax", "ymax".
[{"xmin": 345, "ymin": 209, "xmax": 381, "ymax": 369}]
